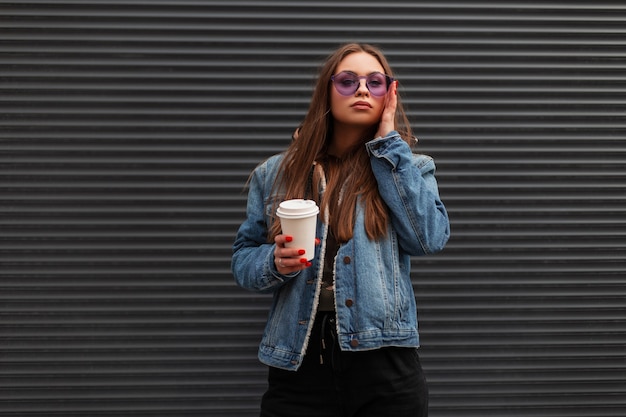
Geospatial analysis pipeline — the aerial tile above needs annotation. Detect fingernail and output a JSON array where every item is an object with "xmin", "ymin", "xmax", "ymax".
[
  {"xmin": 315, "ymin": 238, "xmax": 321, "ymax": 245},
  {"xmin": 286, "ymin": 236, "xmax": 293, "ymax": 242},
  {"xmin": 298, "ymin": 249, "xmax": 306, "ymax": 255},
  {"xmin": 306, "ymin": 262, "xmax": 312, "ymax": 267},
  {"xmin": 300, "ymin": 258, "xmax": 307, "ymax": 264}
]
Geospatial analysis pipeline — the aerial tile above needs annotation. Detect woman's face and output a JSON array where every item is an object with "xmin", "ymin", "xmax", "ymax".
[{"xmin": 330, "ymin": 52, "xmax": 387, "ymax": 129}]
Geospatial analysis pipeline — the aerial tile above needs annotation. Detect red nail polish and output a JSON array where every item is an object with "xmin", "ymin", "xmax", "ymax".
[
  {"xmin": 286, "ymin": 236, "xmax": 293, "ymax": 242},
  {"xmin": 315, "ymin": 238, "xmax": 321, "ymax": 245},
  {"xmin": 300, "ymin": 258, "xmax": 307, "ymax": 264},
  {"xmin": 298, "ymin": 249, "xmax": 305, "ymax": 255},
  {"xmin": 306, "ymin": 262, "xmax": 312, "ymax": 267}
]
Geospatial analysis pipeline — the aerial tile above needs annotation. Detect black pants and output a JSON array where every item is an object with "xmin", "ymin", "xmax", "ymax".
[{"xmin": 260, "ymin": 313, "xmax": 429, "ymax": 417}]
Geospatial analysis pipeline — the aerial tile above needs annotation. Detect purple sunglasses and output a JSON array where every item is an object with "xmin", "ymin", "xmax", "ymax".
[{"xmin": 331, "ymin": 71, "xmax": 394, "ymax": 97}]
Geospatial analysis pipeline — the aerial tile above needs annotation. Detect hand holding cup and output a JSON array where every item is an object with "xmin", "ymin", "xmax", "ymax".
[
  {"xmin": 274, "ymin": 199, "xmax": 319, "ymax": 273},
  {"xmin": 274, "ymin": 234, "xmax": 312, "ymax": 273}
]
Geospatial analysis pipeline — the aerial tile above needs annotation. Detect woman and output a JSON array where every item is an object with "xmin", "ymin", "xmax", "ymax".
[{"xmin": 232, "ymin": 43, "xmax": 450, "ymax": 417}]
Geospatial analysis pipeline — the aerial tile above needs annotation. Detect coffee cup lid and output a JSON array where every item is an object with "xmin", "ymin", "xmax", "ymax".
[{"xmin": 276, "ymin": 199, "xmax": 319, "ymax": 219}]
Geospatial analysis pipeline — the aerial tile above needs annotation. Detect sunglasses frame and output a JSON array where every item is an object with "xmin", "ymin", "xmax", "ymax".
[{"xmin": 330, "ymin": 71, "xmax": 394, "ymax": 97}]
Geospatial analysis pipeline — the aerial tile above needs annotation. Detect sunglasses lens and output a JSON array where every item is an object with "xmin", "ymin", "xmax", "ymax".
[
  {"xmin": 333, "ymin": 72, "xmax": 359, "ymax": 95},
  {"xmin": 366, "ymin": 73, "xmax": 388, "ymax": 96}
]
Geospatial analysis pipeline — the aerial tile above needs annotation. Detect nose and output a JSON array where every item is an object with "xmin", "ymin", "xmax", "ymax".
[{"xmin": 355, "ymin": 79, "xmax": 369, "ymax": 96}]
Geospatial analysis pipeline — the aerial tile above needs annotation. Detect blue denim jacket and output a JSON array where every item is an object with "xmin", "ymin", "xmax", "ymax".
[{"xmin": 232, "ymin": 131, "xmax": 450, "ymax": 371}]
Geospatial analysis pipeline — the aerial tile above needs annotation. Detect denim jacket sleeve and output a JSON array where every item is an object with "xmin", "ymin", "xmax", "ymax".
[
  {"xmin": 366, "ymin": 131, "xmax": 450, "ymax": 255},
  {"xmin": 231, "ymin": 155, "xmax": 300, "ymax": 293}
]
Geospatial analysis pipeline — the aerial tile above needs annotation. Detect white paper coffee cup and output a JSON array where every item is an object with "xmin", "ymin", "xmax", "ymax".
[{"xmin": 276, "ymin": 199, "xmax": 319, "ymax": 261}]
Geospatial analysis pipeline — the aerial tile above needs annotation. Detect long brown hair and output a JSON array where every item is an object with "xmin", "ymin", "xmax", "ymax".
[{"xmin": 268, "ymin": 43, "xmax": 414, "ymax": 242}]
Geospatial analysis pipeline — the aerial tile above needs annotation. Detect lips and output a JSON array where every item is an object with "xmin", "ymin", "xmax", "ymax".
[{"xmin": 351, "ymin": 101, "xmax": 372, "ymax": 108}]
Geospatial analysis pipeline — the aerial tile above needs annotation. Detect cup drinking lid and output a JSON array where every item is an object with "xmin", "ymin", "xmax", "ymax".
[{"xmin": 276, "ymin": 199, "xmax": 319, "ymax": 218}]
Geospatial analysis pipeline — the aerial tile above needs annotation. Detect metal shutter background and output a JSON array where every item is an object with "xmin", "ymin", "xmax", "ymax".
[{"xmin": 1, "ymin": 1, "xmax": 625, "ymax": 416}]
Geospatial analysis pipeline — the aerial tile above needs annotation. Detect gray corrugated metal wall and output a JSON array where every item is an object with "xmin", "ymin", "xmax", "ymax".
[{"xmin": 1, "ymin": 1, "xmax": 625, "ymax": 416}]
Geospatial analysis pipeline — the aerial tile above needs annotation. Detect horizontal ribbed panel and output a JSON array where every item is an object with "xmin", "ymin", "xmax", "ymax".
[{"xmin": 1, "ymin": 1, "xmax": 625, "ymax": 416}]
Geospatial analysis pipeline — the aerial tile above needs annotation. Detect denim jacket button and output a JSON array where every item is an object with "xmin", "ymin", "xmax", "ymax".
[
  {"xmin": 343, "ymin": 256, "xmax": 351, "ymax": 264},
  {"xmin": 350, "ymin": 339, "xmax": 359, "ymax": 347},
  {"xmin": 345, "ymin": 298, "xmax": 354, "ymax": 307}
]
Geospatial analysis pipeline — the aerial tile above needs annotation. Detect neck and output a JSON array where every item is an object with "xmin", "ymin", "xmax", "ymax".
[{"xmin": 329, "ymin": 123, "xmax": 372, "ymax": 157}]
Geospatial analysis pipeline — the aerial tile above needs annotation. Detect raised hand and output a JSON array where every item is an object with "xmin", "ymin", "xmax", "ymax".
[{"xmin": 375, "ymin": 80, "xmax": 398, "ymax": 139}]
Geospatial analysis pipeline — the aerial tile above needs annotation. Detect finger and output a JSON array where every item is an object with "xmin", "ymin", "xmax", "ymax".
[
  {"xmin": 385, "ymin": 82, "xmax": 398, "ymax": 124},
  {"xmin": 283, "ymin": 248, "xmax": 307, "ymax": 258},
  {"xmin": 275, "ymin": 254, "xmax": 312, "ymax": 271},
  {"xmin": 274, "ymin": 234, "xmax": 293, "ymax": 248},
  {"xmin": 386, "ymin": 81, "xmax": 398, "ymax": 115}
]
